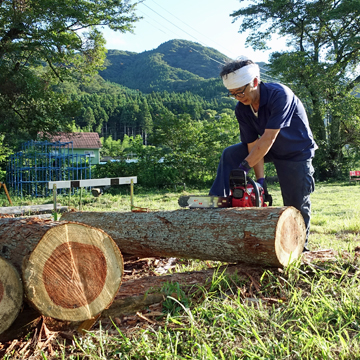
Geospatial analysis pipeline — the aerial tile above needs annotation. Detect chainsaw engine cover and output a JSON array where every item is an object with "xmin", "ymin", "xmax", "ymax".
[{"xmin": 231, "ymin": 184, "xmax": 265, "ymax": 207}]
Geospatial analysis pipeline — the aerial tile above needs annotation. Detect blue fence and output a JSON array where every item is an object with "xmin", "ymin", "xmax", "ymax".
[{"xmin": 6, "ymin": 140, "xmax": 91, "ymax": 197}]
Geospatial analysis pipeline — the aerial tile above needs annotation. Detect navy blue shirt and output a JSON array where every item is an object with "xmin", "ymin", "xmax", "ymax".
[{"xmin": 235, "ymin": 82, "xmax": 317, "ymax": 161}]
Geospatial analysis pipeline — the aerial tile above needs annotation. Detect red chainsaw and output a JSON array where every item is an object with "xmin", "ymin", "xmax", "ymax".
[{"xmin": 178, "ymin": 169, "xmax": 272, "ymax": 208}]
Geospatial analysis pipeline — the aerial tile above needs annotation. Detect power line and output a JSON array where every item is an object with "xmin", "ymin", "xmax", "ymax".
[
  {"xmin": 139, "ymin": 5, "xmax": 227, "ymax": 66},
  {"xmin": 147, "ymin": 0, "xmax": 282, "ymax": 74},
  {"xmin": 139, "ymin": 4, "xmax": 232, "ymax": 68},
  {"xmin": 148, "ymin": 0, "xmax": 238, "ymax": 58},
  {"xmin": 188, "ymin": 46, "xmax": 227, "ymax": 66},
  {"xmin": 260, "ymin": 72, "xmax": 279, "ymax": 82},
  {"xmin": 137, "ymin": 9, "xmax": 177, "ymax": 36},
  {"xmin": 141, "ymin": 3, "xmax": 207, "ymax": 46},
  {"xmin": 189, "ymin": 45, "xmax": 279, "ymax": 82},
  {"xmin": 138, "ymin": 2, "xmax": 282, "ymax": 83}
]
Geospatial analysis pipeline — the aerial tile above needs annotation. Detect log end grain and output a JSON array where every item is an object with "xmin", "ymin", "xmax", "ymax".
[
  {"xmin": 0, "ymin": 256, "xmax": 23, "ymax": 335},
  {"xmin": 275, "ymin": 207, "xmax": 306, "ymax": 266},
  {"xmin": 22, "ymin": 222, "xmax": 124, "ymax": 322}
]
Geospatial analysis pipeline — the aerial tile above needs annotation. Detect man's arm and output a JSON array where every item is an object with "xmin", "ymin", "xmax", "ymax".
[
  {"xmin": 247, "ymin": 141, "xmax": 265, "ymax": 180},
  {"xmin": 245, "ymin": 128, "xmax": 281, "ymax": 178}
]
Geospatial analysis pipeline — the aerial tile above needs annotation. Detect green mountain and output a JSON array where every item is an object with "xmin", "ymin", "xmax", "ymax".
[
  {"xmin": 53, "ymin": 40, "xmax": 270, "ymax": 144},
  {"xmin": 100, "ymin": 39, "xmax": 268, "ymax": 96},
  {"xmin": 100, "ymin": 39, "xmax": 230, "ymax": 94}
]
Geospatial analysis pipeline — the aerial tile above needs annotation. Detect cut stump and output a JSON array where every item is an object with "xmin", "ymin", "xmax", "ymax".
[
  {"xmin": 0, "ymin": 256, "xmax": 23, "ymax": 335},
  {"xmin": 0, "ymin": 218, "xmax": 123, "ymax": 322},
  {"xmin": 61, "ymin": 206, "xmax": 306, "ymax": 267}
]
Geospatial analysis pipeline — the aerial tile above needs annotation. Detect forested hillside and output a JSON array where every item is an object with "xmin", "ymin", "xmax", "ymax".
[
  {"xmin": 53, "ymin": 40, "xmax": 245, "ymax": 142},
  {"xmin": 59, "ymin": 39, "xmax": 269, "ymax": 142},
  {"xmin": 62, "ymin": 77, "xmax": 236, "ymax": 142},
  {"xmin": 100, "ymin": 39, "xmax": 229, "ymax": 93}
]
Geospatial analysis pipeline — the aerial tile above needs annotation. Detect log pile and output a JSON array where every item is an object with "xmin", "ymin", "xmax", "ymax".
[
  {"xmin": 1, "ymin": 206, "xmax": 306, "ymax": 336},
  {"xmin": 0, "ymin": 218, "xmax": 123, "ymax": 335}
]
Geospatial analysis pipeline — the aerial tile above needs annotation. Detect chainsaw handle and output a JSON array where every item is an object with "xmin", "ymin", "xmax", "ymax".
[
  {"xmin": 247, "ymin": 176, "xmax": 261, "ymax": 207},
  {"xmin": 265, "ymin": 193, "xmax": 273, "ymax": 206},
  {"xmin": 260, "ymin": 178, "xmax": 273, "ymax": 206}
]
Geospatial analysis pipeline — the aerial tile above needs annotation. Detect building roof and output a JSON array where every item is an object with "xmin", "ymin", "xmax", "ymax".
[{"xmin": 46, "ymin": 132, "xmax": 102, "ymax": 149}]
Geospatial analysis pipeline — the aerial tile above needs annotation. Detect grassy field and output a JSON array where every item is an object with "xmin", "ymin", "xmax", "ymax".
[{"xmin": 2, "ymin": 182, "xmax": 360, "ymax": 359}]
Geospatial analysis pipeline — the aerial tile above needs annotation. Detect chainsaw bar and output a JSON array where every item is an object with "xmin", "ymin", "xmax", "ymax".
[{"xmin": 178, "ymin": 195, "xmax": 230, "ymax": 208}]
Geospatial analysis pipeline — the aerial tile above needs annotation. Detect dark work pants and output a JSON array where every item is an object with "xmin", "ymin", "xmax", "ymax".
[{"xmin": 209, "ymin": 143, "xmax": 315, "ymax": 245}]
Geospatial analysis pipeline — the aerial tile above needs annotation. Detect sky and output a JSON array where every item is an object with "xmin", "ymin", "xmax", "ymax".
[{"xmin": 102, "ymin": 0, "xmax": 286, "ymax": 63}]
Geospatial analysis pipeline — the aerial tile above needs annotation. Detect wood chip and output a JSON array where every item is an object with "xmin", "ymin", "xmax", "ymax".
[
  {"xmin": 144, "ymin": 311, "xmax": 164, "ymax": 317},
  {"xmin": 136, "ymin": 312, "xmax": 155, "ymax": 324}
]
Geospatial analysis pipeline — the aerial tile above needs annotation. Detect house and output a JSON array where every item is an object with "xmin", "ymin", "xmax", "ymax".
[{"xmin": 46, "ymin": 132, "xmax": 102, "ymax": 164}]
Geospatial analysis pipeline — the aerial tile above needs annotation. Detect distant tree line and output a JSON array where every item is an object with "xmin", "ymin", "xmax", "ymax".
[
  {"xmin": 93, "ymin": 112, "xmax": 240, "ymax": 188},
  {"xmin": 70, "ymin": 85, "xmax": 235, "ymax": 142}
]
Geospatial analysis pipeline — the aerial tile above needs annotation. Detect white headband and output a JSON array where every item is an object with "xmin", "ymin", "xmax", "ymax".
[{"xmin": 222, "ymin": 63, "xmax": 260, "ymax": 90}]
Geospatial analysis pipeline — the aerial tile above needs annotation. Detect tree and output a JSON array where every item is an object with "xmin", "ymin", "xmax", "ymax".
[
  {"xmin": 0, "ymin": 135, "xmax": 11, "ymax": 181},
  {"xmin": 138, "ymin": 99, "xmax": 153, "ymax": 145},
  {"xmin": 149, "ymin": 110, "xmax": 239, "ymax": 185},
  {"xmin": 83, "ymin": 108, "xmax": 96, "ymax": 132},
  {"xmin": 0, "ymin": 0, "xmax": 140, "ymax": 146},
  {"xmin": 231, "ymin": 0, "xmax": 360, "ymax": 179},
  {"xmin": 100, "ymin": 135, "xmax": 128, "ymax": 158}
]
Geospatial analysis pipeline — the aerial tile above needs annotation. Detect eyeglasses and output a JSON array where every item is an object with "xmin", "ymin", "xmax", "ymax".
[{"xmin": 228, "ymin": 83, "xmax": 249, "ymax": 99}]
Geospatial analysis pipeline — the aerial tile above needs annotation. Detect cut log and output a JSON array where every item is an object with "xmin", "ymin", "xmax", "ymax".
[
  {"xmin": 0, "ymin": 203, "xmax": 68, "ymax": 216},
  {"xmin": 61, "ymin": 206, "xmax": 306, "ymax": 267},
  {"xmin": 0, "ymin": 256, "xmax": 23, "ymax": 335},
  {"xmin": 0, "ymin": 262, "xmax": 270, "ymax": 341},
  {"xmin": 0, "ymin": 218, "xmax": 123, "ymax": 322}
]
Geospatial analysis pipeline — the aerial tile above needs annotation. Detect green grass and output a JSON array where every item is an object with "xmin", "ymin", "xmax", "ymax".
[
  {"xmin": 309, "ymin": 182, "xmax": 360, "ymax": 252},
  {"xmin": 56, "ymin": 257, "xmax": 360, "ymax": 359},
  {"xmin": 3, "ymin": 182, "xmax": 360, "ymax": 359},
  {"xmin": 1, "ymin": 185, "xmax": 196, "ymax": 212}
]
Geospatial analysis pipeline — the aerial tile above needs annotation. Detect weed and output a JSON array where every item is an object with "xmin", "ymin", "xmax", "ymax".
[{"xmin": 161, "ymin": 282, "xmax": 190, "ymax": 315}]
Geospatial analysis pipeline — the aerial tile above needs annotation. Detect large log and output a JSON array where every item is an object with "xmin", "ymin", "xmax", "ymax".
[
  {"xmin": 0, "ymin": 218, "xmax": 123, "ymax": 322},
  {"xmin": 0, "ymin": 262, "xmax": 271, "ymax": 341},
  {"xmin": 0, "ymin": 256, "xmax": 23, "ymax": 335},
  {"xmin": 61, "ymin": 206, "xmax": 305, "ymax": 267}
]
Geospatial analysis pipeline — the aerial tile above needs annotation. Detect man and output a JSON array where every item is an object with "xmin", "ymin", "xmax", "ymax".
[{"xmin": 210, "ymin": 58, "xmax": 317, "ymax": 250}]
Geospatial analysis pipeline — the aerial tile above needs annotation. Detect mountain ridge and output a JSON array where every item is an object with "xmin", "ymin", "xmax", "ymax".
[{"xmin": 99, "ymin": 39, "xmax": 268, "ymax": 95}]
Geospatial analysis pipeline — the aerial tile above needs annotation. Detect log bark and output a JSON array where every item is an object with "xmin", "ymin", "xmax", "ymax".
[
  {"xmin": 0, "ymin": 204, "xmax": 68, "ymax": 216},
  {"xmin": 0, "ymin": 256, "xmax": 23, "ymax": 335},
  {"xmin": 61, "ymin": 206, "xmax": 306, "ymax": 267},
  {"xmin": 0, "ymin": 218, "xmax": 124, "ymax": 322}
]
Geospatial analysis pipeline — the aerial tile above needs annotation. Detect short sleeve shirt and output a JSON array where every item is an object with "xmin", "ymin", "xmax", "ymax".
[{"xmin": 235, "ymin": 82, "xmax": 317, "ymax": 161}]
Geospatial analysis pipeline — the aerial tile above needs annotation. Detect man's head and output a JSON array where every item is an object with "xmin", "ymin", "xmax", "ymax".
[{"xmin": 220, "ymin": 59, "xmax": 260, "ymax": 105}]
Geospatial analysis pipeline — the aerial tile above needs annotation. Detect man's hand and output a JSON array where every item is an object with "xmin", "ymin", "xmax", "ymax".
[
  {"xmin": 256, "ymin": 177, "xmax": 272, "ymax": 206},
  {"xmin": 239, "ymin": 159, "xmax": 251, "ymax": 174},
  {"xmin": 256, "ymin": 177, "xmax": 265, "ymax": 187}
]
